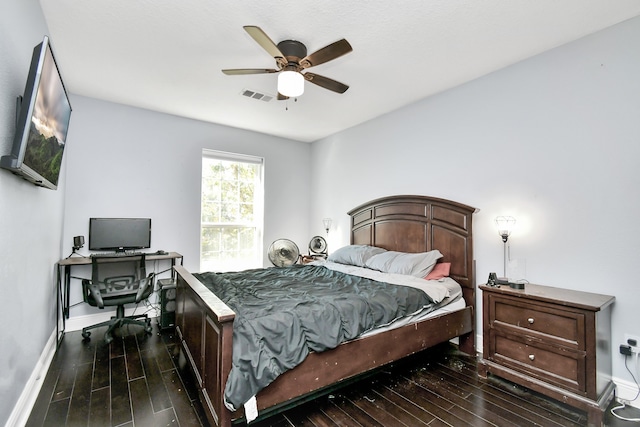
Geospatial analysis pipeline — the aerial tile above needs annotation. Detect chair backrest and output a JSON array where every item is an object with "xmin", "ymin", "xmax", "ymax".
[{"xmin": 89, "ymin": 254, "xmax": 149, "ymax": 300}]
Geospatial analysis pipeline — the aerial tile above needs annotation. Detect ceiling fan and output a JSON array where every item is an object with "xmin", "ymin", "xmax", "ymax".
[{"xmin": 222, "ymin": 26, "xmax": 353, "ymax": 99}]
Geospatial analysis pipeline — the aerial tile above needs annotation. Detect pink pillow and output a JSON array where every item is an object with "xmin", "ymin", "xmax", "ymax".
[{"xmin": 424, "ymin": 262, "xmax": 451, "ymax": 280}]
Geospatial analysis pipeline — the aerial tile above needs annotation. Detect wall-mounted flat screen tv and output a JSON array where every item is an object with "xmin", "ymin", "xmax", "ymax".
[
  {"xmin": 0, "ymin": 36, "xmax": 72, "ymax": 190},
  {"xmin": 89, "ymin": 218, "xmax": 152, "ymax": 252}
]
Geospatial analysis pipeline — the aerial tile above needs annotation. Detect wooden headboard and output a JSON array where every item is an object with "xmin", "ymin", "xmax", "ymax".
[{"xmin": 348, "ymin": 195, "xmax": 477, "ymax": 308}]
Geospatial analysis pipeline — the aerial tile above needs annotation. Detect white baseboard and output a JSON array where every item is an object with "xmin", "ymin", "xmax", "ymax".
[
  {"xmin": 5, "ymin": 330, "xmax": 57, "ymax": 427},
  {"xmin": 614, "ymin": 376, "xmax": 640, "ymax": 409}
]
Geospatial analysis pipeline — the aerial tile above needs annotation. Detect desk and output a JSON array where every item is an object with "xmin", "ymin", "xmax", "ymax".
[{"xmin": 56, "ymin": 252, "xmax": 183, "ymax": 345}]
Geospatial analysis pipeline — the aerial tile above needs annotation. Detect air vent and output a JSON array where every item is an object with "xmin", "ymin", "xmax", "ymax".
[{"xmin": 241, "ymin": 89, "xmax": 274, "ymax": 103}]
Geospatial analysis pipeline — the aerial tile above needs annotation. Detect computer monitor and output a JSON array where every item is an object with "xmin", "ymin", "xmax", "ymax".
[{"xmin": 88, "ymin": 218, "xmax": 151, "ymax": 252}]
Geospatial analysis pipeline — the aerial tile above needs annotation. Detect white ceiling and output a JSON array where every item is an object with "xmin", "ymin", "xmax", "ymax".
[{"xmin": 40, "ymin": 0, "xmax": 640, "ymax": 143}]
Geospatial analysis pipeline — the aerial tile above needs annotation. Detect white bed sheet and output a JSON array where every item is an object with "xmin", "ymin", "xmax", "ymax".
[
  {"xmin": 312, "ymin": 260, "xmax": 466, "ymax": 338},
  {"xmin": 359, "ymin": 293, "xmax": 466, "ymax": 338}
]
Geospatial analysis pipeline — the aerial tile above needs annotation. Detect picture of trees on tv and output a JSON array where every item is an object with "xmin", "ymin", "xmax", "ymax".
[
  {"xmin": 24, "ymin": 119, "xmax": 65, "ymax": 186},
  {"xmin": 0, "ymin": 36, "xmax": 72, "ymax": 190},
  {"xmin": 23, "ymin": 43, "xmax": 70, "ymax": 186}
]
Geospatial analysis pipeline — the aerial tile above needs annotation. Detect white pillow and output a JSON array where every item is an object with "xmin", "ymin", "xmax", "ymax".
[
  {"xmin": 364, "ymin": 250, "xmax": 443, "ymax": 278},
  {"xmin": 327, "ymin": 245, "xmax": 387, "ymax": 267}
]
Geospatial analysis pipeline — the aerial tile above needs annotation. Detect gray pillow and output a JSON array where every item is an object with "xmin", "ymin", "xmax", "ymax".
[
  {"xmin": 364, "ymin": 250, "xmax": 443, "ymax": 278},
  {"xmin": 327, "ymin": 245, "xmax": 387, "ymax": 267}
]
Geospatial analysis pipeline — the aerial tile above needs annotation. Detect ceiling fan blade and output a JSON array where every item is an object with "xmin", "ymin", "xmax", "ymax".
[
  {"xmin": 304, "ymin": 73, "xmax": 349, "ymax": 94},
  {"xmin": 222, "ymin": 68, "xmax": 278, "ymax": 75},
  {"xmin": 243, "ymin": 26, "xmax": 286, "ymax": 61},
  {"xmin": 300, "ymin": 39, "xmax": 352, "ymax": 69}
]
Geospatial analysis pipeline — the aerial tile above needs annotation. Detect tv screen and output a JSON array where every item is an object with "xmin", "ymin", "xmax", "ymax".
[
  {"xmin": 89, "ymin": 218, "xmax": 152, "ymax": 252},
  {"xmin": 0, "ymin": 36, "xmax": 72, "ymax": 190}
]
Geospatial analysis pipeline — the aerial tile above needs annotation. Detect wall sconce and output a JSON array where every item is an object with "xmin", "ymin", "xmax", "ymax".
[
  {"xmin": 495, "ymin": 216, "xmax": 516, "ymax": 277},
  {"xmin": 322, "ymin": 218, "xmax": 332, "ymax": 236}
]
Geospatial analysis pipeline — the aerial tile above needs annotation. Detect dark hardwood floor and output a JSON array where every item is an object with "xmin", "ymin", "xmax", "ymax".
[{"xmin": 27, "ymin": 320, "xmax": 640, "ymax": 426}]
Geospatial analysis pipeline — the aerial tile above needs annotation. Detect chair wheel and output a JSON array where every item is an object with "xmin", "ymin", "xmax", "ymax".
[{"xmin": 82, "ymin": 331, "xmax": 91, "ymax": 339}]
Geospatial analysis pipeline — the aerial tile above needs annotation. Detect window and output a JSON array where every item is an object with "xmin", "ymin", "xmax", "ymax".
[{"xmin": 201, "ymin": 150, "xmax": 264, "ymax": 272}]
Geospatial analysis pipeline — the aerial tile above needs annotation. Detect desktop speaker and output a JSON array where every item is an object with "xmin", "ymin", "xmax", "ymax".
[{"xmin": 158, "ymin": 279, "xmax": 176, "ymax": 330}]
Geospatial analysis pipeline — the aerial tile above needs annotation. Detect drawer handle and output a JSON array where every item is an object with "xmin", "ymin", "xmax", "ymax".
[
  {"xmin": 528, "ymin": 354, "xmax": 535, "ymax": 361},
  {"xmin": 527, "ymin": 318, "xmax": 535, "ymax": 324}
]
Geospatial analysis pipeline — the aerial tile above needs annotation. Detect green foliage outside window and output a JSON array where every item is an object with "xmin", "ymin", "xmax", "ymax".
[{"xmin": 201, "ymin": 154, "xmax": 262, "ymax": 272}]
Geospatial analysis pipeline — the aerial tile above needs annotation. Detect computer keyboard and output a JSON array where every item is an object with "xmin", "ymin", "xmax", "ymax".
[{"xmin": 90, "ymin": 251, "xmax": 143, "ymax": 258}]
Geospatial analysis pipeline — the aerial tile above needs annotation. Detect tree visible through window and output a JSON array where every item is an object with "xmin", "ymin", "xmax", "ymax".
[{"xmin": 201, "ymin": 150, "xmax": 264, "ymax": 272}]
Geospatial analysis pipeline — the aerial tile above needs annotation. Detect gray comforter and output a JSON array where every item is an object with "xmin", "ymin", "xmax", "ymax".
[{"xmin": 195, "ymin": 264, "xmax": 435, "ymax": 411}]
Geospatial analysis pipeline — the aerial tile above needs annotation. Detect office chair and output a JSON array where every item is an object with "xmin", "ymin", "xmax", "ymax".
[{"xmin": 81, "ymin": 254, "xmax": 155, "ymax": 343}]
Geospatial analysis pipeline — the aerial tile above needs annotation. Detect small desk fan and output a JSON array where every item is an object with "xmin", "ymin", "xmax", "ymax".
[
  {"xmin": 268, "ymin": 239, "xmax": 300, "ymax": 267},
  {"xmin": 309, "ymin": 236, "xmax": 327, "ymax": 256}
]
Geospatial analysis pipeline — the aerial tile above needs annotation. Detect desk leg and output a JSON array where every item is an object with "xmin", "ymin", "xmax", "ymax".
[
  {"xmin": 170, "ymin": 256, "xmax": 183, "ymax": 281},
  {"xmin": 64, "ymin": 265, "xmax": 71, "ymax": 319}
]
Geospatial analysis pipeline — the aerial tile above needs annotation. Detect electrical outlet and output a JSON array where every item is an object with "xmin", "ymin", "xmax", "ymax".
[{"xmin": 624, "ymin": 333, "xmax": 640, "ymax": 352}]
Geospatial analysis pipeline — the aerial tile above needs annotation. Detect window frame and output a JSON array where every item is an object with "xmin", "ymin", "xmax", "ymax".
[{"xmin": 200, "ymin": 149, "xmax": 264, "ymax": 272}]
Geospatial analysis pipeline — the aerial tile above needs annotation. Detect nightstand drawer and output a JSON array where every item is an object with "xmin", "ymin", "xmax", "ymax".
[
  {"xmin": 492, "ymin": 296, "xmax": 585, "ymax": 348},
  {"xmin": 493, "ymin": 332, "xmax": 586, "ymax": 394}
]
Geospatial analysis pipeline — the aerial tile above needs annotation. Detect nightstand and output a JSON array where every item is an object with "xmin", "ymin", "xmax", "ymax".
[{"xmin": 479, "ymin": 283, "xmax": 615, "ymax": 427}]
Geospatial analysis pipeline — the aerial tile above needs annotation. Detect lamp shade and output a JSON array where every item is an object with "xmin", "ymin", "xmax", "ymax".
[
  {"xmin": 322, "ymin": 218, "xmax": 332, "ymax": 233},
  {"xmin": 278, "ymin": 70, "xmax": 304, "ymax": 97},
  {"xmin": 495, "ymin": 216, "xmax": 516, "ymax": 242}
]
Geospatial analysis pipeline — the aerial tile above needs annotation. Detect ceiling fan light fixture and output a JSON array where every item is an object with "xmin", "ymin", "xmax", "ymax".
[{"xmin": 278, "ymin": 69, "xmax": 304, "ymax": 97}]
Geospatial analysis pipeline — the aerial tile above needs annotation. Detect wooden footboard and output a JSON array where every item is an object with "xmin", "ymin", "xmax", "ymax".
[{"xmin": 175, "ymin": 265, "xmax": 235, "ymax": 427}]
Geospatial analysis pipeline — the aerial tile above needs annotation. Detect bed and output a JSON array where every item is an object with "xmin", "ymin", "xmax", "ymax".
[{"xmin": 174, "ymin": 195, "xmax": 477, "ymax": 426}]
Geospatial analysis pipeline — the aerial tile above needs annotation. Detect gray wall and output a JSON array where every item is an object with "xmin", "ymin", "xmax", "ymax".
[
  {"xmin": 0, "ymin": 0, "xmax": 64, "ymax": 423},
  {"xmin": 61, "ymin": 95, "xmax": 312, "ymax": 317},
  {"xmin": 310, "ymin": 16, "xmax": 640, "ymax": 396}
]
